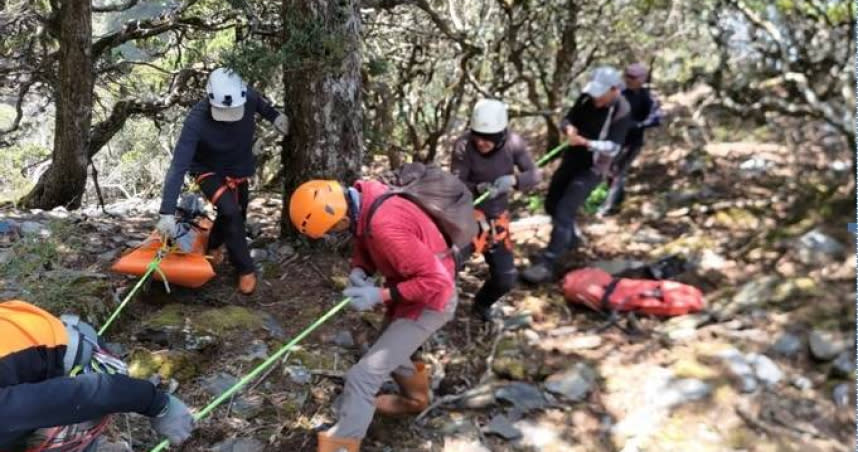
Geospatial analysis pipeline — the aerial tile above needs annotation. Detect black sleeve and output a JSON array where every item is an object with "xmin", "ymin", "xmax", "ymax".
[
  {"xmin": 0, "ymin": 374, "xmax": 168, "ymax": 434},
  {"xmin": 159, "ymin": 106, "xmax": 203, "ymax": 214},
  {"xmin": 252, "ymin": 89, "xmax": 280, "ymax": 124}
]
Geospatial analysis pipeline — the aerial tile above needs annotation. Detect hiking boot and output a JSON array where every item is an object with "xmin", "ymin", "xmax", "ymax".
[
  {"xmin": 208, "ymin": 247, "xmax": 225, "ymax": 266},
  {"xmin": 375, "ymin": 361, "xmax": 430, "ymax": 416},
  {"xmin": 317, "ymin": 432, "xmax": 361, "ymax": 452},
  {"xmin": 521, "ymin": 262, "xmax": 553, "ymax": 284},
  {"xmin": 238, "ymin": 273, "xmax": 257, "ymax": 295}
]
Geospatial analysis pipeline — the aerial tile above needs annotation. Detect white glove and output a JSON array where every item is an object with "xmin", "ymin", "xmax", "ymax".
[
  {"xmin": 342, "ymin": 285, "xmax": 384, "ymax": 311},
  {"xmin": 492, "ymin": 174, "xmax": 516, "ymax": 195},
  {"xmin": 150, "ymin": 395, "xmax": 194, "ymax": 445},
  {"xmin": 156, "ymin": 214, "xmax": 178, "ymax": 237},
  {"xmin": 348, "ymin": 268, "xmax": 372, "ymax": 287},
  {"xmin": 274, "ymin": 114, "xmax": 289, "ymax": 135}
]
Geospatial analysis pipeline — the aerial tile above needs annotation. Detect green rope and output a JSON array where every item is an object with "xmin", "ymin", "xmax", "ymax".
[
  {"xmin": 535, "ymin": 143, "xmax": 568, "ymax": 167},
  {"xmin": 98, "ymin": 255, "xmax": 164, "ymax": 336},
  {"xmin": 472, "ymin": 191, "xmax": 491, "ymax": 206},
  {"xmin": 148, "ymin": 297, "xmax": 352, "ymax": 452}
]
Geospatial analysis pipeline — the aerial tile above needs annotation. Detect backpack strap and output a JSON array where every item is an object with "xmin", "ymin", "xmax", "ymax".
[
  {"xmin": 364, "ymin": 190, "xmax": 456, "ymax": 259},
  {"xmin": 599, "ymin": 277, "xmax": 622, "ymax": 312}
]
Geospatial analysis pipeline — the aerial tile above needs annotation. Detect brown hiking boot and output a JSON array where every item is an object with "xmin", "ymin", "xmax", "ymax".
[
  {"xmin": 375, "ymin": 361, "xmax": 430, "ymax": 416},
  {"xmin": 238, "ymin": 273, "xmax": 257, "ymax": 295},
  {"xmin": 208, "ymin": 247, "xmax": 225, "ymax": 266},
  {"xmin": 317, "ymin": 432, "xmax": 360, "ymax": 452}
]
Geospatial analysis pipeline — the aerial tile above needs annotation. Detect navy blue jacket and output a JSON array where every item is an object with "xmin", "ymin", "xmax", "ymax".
[
  {"xmin": 622, "ymin": 87, "xmax": 661, "ymax": 148},
  {"xmin": 159, "ymin": 88, "xmax": 280, "ymax": 214}
]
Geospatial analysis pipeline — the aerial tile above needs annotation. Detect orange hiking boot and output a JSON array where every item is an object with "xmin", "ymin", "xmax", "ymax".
[
  {"xmin": 375, "ymin": 361, "xmax": 430, "ymax": 416},
  {"xmin": 317, "ymin": 432, "xmax": 361, "ymax": 452},
  {"xmin": 238, "ymin": 273, "xmax": 257, "ymax": 295}
]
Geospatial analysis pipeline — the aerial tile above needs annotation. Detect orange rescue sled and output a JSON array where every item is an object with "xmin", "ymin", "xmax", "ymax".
[
  {"xmin": 111, "ymin": 218, "xmax": 215, "ymax": 288},
  {"xmin": 562, "ymin": 267, "xmax": 704, "ymax": 317}
]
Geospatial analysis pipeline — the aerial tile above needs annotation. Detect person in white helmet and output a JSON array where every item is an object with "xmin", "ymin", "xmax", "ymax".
[
  {"xmin": 156, "ymin": 68, "xmax": 289, "ymax": 295},
  {"xmin": 450, "ymin": 99, "xmax": 540, "ymax": 321}
]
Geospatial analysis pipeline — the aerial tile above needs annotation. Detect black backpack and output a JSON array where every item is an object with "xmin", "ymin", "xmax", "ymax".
[{"xmin": 366, "ymin": 162, "xmax": 478, "ymax": 252}]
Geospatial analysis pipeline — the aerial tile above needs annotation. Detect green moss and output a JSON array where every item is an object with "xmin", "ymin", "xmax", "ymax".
[
  {"xmin": 127, "ymin": 348, "xmax": 201, "ymax": 382},
  {"xmin": 288, "ymin": 346, "xmax": 350, "ymax": 370},
  {"xmin": 145, "ymin": 304, "xmax": 187, "ymax": 330},
  {"xmin": 195, "ymin": 306, "xmax": 263, "ymax": 332}
]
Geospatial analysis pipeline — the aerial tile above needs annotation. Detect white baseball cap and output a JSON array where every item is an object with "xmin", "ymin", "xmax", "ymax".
[
  {"xmin": 582, "ymin": 66, "xmax": 623, "ymax": 98},
  {"xmin": 207, "ymin": 68, "xmax": 247, "ymax": 122}
]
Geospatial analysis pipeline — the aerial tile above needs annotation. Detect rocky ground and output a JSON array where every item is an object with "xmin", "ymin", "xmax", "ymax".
[{"xmin": 0, "ymin": 136, "xmax": 854, "ymax": 452}]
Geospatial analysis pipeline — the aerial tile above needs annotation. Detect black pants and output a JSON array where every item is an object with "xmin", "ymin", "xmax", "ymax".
[
  {"xmin": 460, "ymin": 241, "xmax": 518, "ymax": 310},
  {"xmin": 197, "ymin": 175, "xmax": 254, "ymax": 275},
  {"xmin": 542, "ymin": 164, "xmax": 602, "ymax": 267}
]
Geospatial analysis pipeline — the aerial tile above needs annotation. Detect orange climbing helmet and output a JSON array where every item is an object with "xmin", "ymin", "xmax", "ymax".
[{"xmin": 289, "ymin": 180, "xmax": 349, "ymax": 239}]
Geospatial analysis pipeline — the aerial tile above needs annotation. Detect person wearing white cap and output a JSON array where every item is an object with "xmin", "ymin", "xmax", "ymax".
[
  {"xmin": 156, "ymin": 68, "xmax": 289, "ymax": 295},
  {"xmin": 521, "ymin": 66, "xmax": 633, "ymax": 284},
  {"xmin": 597, "ymin": 62, "xmax": 662, "ymax": 216}
]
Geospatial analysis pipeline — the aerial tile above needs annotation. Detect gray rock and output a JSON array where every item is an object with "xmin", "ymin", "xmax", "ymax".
[
  {"xmin": 592, "ymin": 259, "xmax": 645, "ymax": 275},
  {"xmin": 0, "ymin": 249, "xmax": 12, "ymax": 267},
  {"xmin": 103, "ymin": 342, "xmax": 128, "ymax": 358},
  {"xmin": 747, "ymin": 353, "xmax": 782, "ymax": 387},
  {"xmin": 49, "ymin": 207, "xmax": 70, "ymax": 219},
  {"xmin": 237, "ymin": 341, "xmax": 269, "ymax": 362},
  {"xmin": 796, "ymin": 229, "xmax": 845, "ymax": 264},
  {"xmin": 771, "ymin": 333, "xmax": 802, "ymax": 357},
  {"xmin": 212, "ymin": 438, "xmax": 265, "ymax": 452},
  {"xmin": 522, "ymin": 329, "xmax": 541, "ymax": 345},
  {"xmin": 285, "ymin": 365, "xmax": 312, "ymax": 385},
  {"xmin": 833, "ymin": 383, "xmax": 849, "ymax": 407},
  {"xmin": 95, "ymin": 440, "xmax": 132, "ymax": 452},
  {"xmin": 456, "ymin": 385, "xmax": 497, "ymax": 409},
  {"xmin": 732, "ymin": 276, "xmax": 779, "ymax": 309},
  {"xmin": 503, "ymin": 312, "xmax": 532, "ymax": 331},
  {"xmin": 697, "ymin": 249, "xmax": 727, "ymax": 271},
  {"xmin": 249, "ymin": 248, "xmax": 268, "ymax": 261},
  {"xmin": 633, "ymin": 228, "xmax": 668, "ymax": 245},
  {"xmin": 791, "ymin": 376, "xmax": 812, "ymax": 391},
  {"xmin": 21, "ymin": 221, "xmax": 50, "ymax": 237},
  {"xmin": 332, "ymin": 330, "xmax": 355, "ymax": 348},
  {"xmin": 261, "ymin": 313, "xmax": 286, "ymax": 339},
  {"xmin": 202, "ymin": 372, "xmax": 238, "ymax": 396},
  {"xmin": 231, "ymin": 395, "xmax": 264, "ymax": 419},
  {"xmin": 831, "ymin": 351, "xmax": 853, "ymax": 378},
  {"xmin": 278, "ymin": 244, "xmax": 296, "ymax": 257},
  {"xmin": 97, "ymin": 249, "xmax": 121, "ymax": 263},
  {"xmin": 660, "ymin": 378, "xmax": 712, "ymax": 408},
  {"xmin": 483, "ymin": 414, "xmax": 522, "ymax": 440},
  {"xmin": 809, "ymin": 330, "xmax": 845, "ymax": 361},
  {"xmin": 495, "ymin": 382, "xmax": 546, "ymax": 412},
  {"xmin": 718, "ymin": 348, "xmax": 758, "ymax": 393},
  {"xmin": 544, "ymin": 363, "xmax": 596, "ymax": 402}
]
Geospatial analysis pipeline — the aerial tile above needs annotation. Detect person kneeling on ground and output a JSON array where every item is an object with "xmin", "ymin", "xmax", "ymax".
[
  {"xmin": 0, "ymin": 300, "xmax": 193, "ymax": 451},
  {"xmin": 156, "ymin": 67, "xmax": 289, "ymax": 295},
  {"xmin": 289, "ymin": 178, "xmax": 457, "ymax": 452},
  {"xmin": 521, "ymin": 66, "xmax": 633, "ymax": 284},
  {"xmin": 451, "ymin": 99, "xmax": 540, "ymax": 321}
]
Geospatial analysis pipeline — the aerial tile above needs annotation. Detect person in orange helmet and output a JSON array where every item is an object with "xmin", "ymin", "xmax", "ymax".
[
  {"xmin": 289, "ymin": 179, "xmax": 457, "ymax": 452},
  {"xmin": 0, "ymin": 300, "xmax": 193, "ymax": 451}
]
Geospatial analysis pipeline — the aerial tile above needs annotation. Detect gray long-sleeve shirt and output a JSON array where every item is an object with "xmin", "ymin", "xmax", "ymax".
[
  {"xmin": 159, "ymin": 88, "xmax": 279, "ymax": 214},
  {"xmin": 450, "ymin": 131, "xmax": 541, "ymax": 218}
]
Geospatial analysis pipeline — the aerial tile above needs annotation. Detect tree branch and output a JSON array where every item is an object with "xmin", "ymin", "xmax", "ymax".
[{"xmin": 92, "ymin": 0, "xmax": 140, "ymax": 13}]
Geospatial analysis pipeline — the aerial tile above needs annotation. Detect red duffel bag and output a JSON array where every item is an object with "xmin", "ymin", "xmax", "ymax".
[{"xmin": 562, "ymin": 267, "xmax": 704, "ymax": 317}]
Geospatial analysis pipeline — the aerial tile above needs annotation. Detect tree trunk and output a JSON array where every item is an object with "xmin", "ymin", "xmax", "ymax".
[
  {"xmin": 20, "ymin": 0, "xmax": 93, "ymax": 209},
  {"xmin": 279, "ymin": 0, "xmax": 363, "ymax": 238}
]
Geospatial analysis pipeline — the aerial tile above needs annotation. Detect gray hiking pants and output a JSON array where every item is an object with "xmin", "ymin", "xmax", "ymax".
[{"xmin": 328, "ymin": 298, "xmax": 456, "ymax": 438}]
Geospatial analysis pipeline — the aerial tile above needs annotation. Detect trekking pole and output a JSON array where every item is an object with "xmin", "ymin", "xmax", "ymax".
[
  {"xmin": 535, "ymin": 143, "xmax": 567, "ymax": 167},
  {"xmin": 148, "ymin": 297, "xmax": 353, "ymax": 452}
]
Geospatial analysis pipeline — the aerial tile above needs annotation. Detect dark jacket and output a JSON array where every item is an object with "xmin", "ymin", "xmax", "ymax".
[
  {"xmin": 0, "ymin": 301, "xmax": 167, "ymax": 449},
  {"xmin": 554, "ymin": 93, "xmax": 633, "ymax": 171},
  {"xmin": 159, "ymin": 88, "xmax": 280, "ymax": 214},
  {"xmin": 450, "ymin": 131, "xmax": 540, "ymax": 218},
  {"xmin": 622, "ymin": 87, "xmax": 661, "ymax": 148}
]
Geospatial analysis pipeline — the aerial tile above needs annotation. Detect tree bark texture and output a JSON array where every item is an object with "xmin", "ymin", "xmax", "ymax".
[
  {"xmin": 280, "ymin": 0, "xmax": 363, "ymax": 237},
  {"xmin": 20, "ymin": 0, "xmax": 93, "ymax": 209}
]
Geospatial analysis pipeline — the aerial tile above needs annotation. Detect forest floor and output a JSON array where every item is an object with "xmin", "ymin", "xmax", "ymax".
[{"xmin": 0, "ymin": 132, "xmax": 854, "ymax": 452}]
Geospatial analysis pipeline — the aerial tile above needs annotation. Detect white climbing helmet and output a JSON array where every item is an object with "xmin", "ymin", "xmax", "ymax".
[
  {"xmin": 470, "ymin": 99, "xmax": 508, "ymax": 134},
  {"xmin": 206, "ymin": 68, "xmax": 248, "ymax": 122}
]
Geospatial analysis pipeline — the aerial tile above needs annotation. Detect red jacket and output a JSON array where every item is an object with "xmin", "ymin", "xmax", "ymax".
[{"xmin": 351, "ymin": 180, "xmax": 456, "ymax": 320}]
